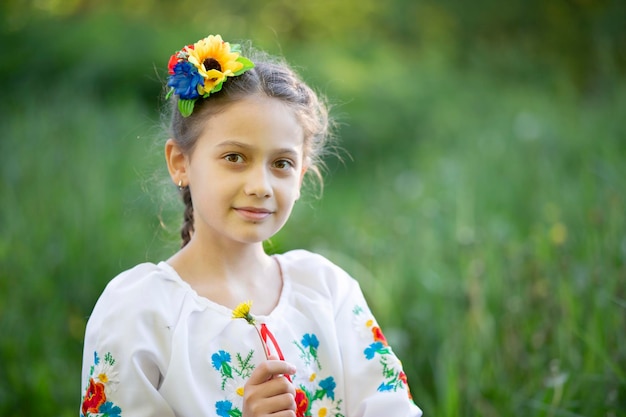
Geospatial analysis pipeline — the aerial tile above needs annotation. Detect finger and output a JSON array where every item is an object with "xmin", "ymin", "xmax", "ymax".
[
  {"xmin": 244, "ymin": 391, "xmax": 296, "ymax": 416},
  {"xmin": 246, "ymin": 399, "xmax": 297, "ymax": 417},
  {"xmin": 255, "ymin": 375, "xmax": 296, "ymax": 397},
  {"xmin": 242, "ymin": 379, "xmax": 296, "ymax": 416},
  {"xmin": 247, "ymin": 360, "xmax": 296, "ymax": 385},
  {"xmin": 266, "ymin": 392, "xmax": 296, "ymax": 411},
  {"xmin": 266, "ymin": 355, "xmax": 293, "ymax": 382}
]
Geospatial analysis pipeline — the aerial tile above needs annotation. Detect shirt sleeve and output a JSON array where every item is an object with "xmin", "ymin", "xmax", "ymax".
[
  {"xmin": 335, "ymin": 278, "xmax": 423, "ymax": 417},
  {"xmin": 79, "ymin": 266, "xmax": 176, "ymax": 417}
]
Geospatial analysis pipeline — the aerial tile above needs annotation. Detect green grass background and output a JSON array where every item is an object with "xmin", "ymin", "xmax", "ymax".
[{"xmin": 1, "ymin": 1, "xmax": 625, "ymax": 416}]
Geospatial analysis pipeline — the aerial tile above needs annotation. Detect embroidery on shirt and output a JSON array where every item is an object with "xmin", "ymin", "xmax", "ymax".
[
  {"xmin": 80, "ymin": 351, "xmax": 123, "ymax": 417},
  {"xmin": 211, "ymin": 349, "xmax": 256, "ymax": 417},
  {"xmin": 292, "ymin": 333, "xmax": 344, "ymax": 417},
  {"xmin": 211, "ymin": 336, "xmax": 345, "ymax": 417},
  {"xmin": 353, "ymin": 305, "xmax": 413, "ymax": 400}
]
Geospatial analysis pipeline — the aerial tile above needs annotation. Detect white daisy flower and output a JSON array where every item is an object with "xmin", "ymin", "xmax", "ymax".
[
  {"xmin": 225, "ymin": 374, "xmax": 247, "ymax": 408},
  {"xmin": 92, "ymin": 360, "xmax": 119, "ymax": 396},
  {"xmin": 295, "ymin": 361, "xmax": 319, "ymax": 391},
  {"xmin": 352, "ymin": 310, "xmax": 376, "ymax": 339},
  {"xmin": 310, "ymin": 396, "xmax": 337, "ymax": 417}
]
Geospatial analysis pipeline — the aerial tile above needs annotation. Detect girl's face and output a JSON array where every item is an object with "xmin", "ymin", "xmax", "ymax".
[{"xmin": 181, "ymin": 95, "xmax": 306, "ymax": 247}]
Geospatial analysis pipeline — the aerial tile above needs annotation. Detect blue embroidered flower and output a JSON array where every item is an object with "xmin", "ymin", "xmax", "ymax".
[
  {"xmin": 99, "ymin": 401, "xmax": 122, "ymax": 417},
  {"xmin": 378, "ymin": 382, "xmax": 395, "ymax": 392},
  {"xmin": 364, "ymin": 342, "xmax": 384, "ymax": 360},
  {"xmin": 319, "ymin": 376, "xmax": 336, "ymax": 400},
  {"xmin": 93, "ymin": 351, "xmax": 100, "ymax": 365},
  {"xmin": 212, "ymin": 350, "xmax": 233, "ymax": 378},
  {"xmin": 212, "ymin": 350, "xmax": 232, "ymax": 370},
  {"xmin": 301, "ymin": 333, "xmax": 319, "ymax": 349},
  {"xmin": 216, "ymin": 400, "xmax": 233, "ymax": 417},
  {"xmin": 167, "ymin": 61, "xmax": 204, "ymax": 100}
]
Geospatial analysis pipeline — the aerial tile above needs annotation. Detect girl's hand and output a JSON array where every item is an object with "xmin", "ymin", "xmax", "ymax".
[{"xmin": 242, "ymin": 356, "xmax": 297, "ymax": 417}]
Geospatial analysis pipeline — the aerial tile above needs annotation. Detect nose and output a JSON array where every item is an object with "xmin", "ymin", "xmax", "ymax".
[{"xmin": 244, "ymin": 165, "xmax": 273, "ymax": 198}]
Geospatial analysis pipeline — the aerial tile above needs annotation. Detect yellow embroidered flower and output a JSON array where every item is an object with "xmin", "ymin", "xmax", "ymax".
[
  {"xmin": 186, "ymin": 34, "xmax": 245, "ymax": 95},
  {"xmin": 232, "ymin": 300, "xmax": 256, "ymax": 325}
]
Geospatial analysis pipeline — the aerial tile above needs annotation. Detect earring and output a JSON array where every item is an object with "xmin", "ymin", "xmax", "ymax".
[{"xmin": 178, "ymin": 180, "xmax": 184, "ymax": 191}]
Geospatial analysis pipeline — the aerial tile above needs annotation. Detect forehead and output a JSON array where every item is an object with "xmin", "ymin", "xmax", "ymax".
[{"xmin": 197, "ymin": 95, "xmax": 304, "ymax": 151}]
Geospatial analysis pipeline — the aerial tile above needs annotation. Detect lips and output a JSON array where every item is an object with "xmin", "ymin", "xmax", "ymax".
[{"xmin": 234, "ymin": 207, "xmax": 274, "ymax": 221}]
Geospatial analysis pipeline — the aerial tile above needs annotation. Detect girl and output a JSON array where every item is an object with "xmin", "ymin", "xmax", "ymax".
[{"xmin": 80, "ymin": 34, "xmax": 422, "ymax": 417}]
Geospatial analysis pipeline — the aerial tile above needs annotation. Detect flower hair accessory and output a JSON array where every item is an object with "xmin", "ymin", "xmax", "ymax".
[{"xmin": 166, "ymin": 34, "xmax": 254, "ymax": 117}]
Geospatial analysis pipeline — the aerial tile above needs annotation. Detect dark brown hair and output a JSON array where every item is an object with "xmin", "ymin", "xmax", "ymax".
[{"xmin": 166, "ymin": 48, "xmax": 332, "ymax": 247}]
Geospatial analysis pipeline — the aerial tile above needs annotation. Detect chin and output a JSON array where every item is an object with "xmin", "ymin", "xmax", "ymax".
[{"xmin": 235, "ymin": 230, "xmax": 279, "ymax": 245}]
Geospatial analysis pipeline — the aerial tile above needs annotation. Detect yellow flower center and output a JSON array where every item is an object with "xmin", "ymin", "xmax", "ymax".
[
  {"xmin": 318, "ymin": 407, "xmax": 328, "ymax": 417},
  {"xmin": 97, "ymin": 373, "xmax": 108, "ymax": 383},
  {"xmin": 365, "ymin": 319, "xmax": 373, "ymax": 327},
  {"xmin": 309, "ymin": 372, "xmax": 316, "ymax": 382}
]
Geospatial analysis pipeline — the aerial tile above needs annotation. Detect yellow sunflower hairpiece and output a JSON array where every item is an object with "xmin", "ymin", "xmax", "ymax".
[{"xmin": 166, "ymin": 34, "xmax": 255, "ymax": 117}]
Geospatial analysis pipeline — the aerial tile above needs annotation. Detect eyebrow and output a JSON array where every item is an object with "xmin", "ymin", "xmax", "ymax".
[
  {"xmin": 216, "ymin": 140, "xmax": 300, "ymax": 158},
  {"xmin": 216, "ymin": 140, "xmax": 253, "ymax": 150}
]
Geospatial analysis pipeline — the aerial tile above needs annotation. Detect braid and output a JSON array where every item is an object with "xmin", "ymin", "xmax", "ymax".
[{"xmin": 180, "ymin": 186, "xmax": 194, "ymax": 248}]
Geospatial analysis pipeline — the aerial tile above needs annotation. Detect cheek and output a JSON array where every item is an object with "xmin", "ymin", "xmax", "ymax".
[
  {"xmin": 284, "ymin": 187, "xmax": 302, "ymax": 208},
  {"xmin": 189, "ymin": 175, "xmax": 233, "ymax": 206},
  {"xmin": 189, "ymin": 164, "xmax": 230, "ymax": 188},
  {"xmin": 283, "ymin": 177, "xmax": 303, "ymax": 197}
]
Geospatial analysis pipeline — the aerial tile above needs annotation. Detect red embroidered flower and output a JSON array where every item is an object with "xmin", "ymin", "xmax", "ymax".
[
  {"xmin": 372, "ymin": 326, "xmax": 388, "ymax": 345},
  {"xmin": 81, "ymin": 378, "xmax": 106, "ymax": 415},
  {"xmin": 295, "ymin": 388, "xmax": 309, "ymax": 417},
  {"xmin": 399, "ymin": 371, "xmax": 408, "ymax": 385},
  {"xmin": 399, "ymin": 372, "xmax": 413, "ymax": 399}
]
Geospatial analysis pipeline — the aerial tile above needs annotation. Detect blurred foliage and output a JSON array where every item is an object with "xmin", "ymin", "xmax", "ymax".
[{"xmin": 1, "ymin": 0, "xmax": 625, "ymax": 416}]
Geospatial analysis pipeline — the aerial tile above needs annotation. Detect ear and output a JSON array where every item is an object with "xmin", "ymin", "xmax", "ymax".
[
  {"xmin": 299, "ymin": 165, "xmax": 308, "ymax": 187},
  {"xmin": 296, "ymin": 164, "xmax": 309, "ymax": 200},
  {"xmin": 165, "ymin": 138, "xmax": 189, "ymax": 186}
]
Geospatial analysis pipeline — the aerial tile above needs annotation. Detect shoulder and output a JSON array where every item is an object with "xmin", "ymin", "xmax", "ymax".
[
  {"xmin": 278, "ymin": 249, "xmax": 351, "ymax": 276},
  {"xmin": 82, "ymin": 263, "xmax": 188, "ymax": 395},
  {"xmin": 87, "ymin": 262, "xmax": 188, "ymax": 329},
  {"xmin": 97, "ymin": 262, "xmax": 181, "ymax": 303},
  {"xmin": 103, "ymin": 261, "xmax": 178, "ymax": 290},
  {"xmin": 277, "ymin": 249, "xmax": 360, "ymax": 296}
]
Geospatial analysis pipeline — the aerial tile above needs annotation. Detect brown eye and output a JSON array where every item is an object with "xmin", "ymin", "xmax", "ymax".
[
  {"xmin": 274, "ymin": 159, "xmax": 294, "ymax": 170},
  {"xmin": 224, "ymin": 154, "xmax": 244, "ymax": 163}
]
